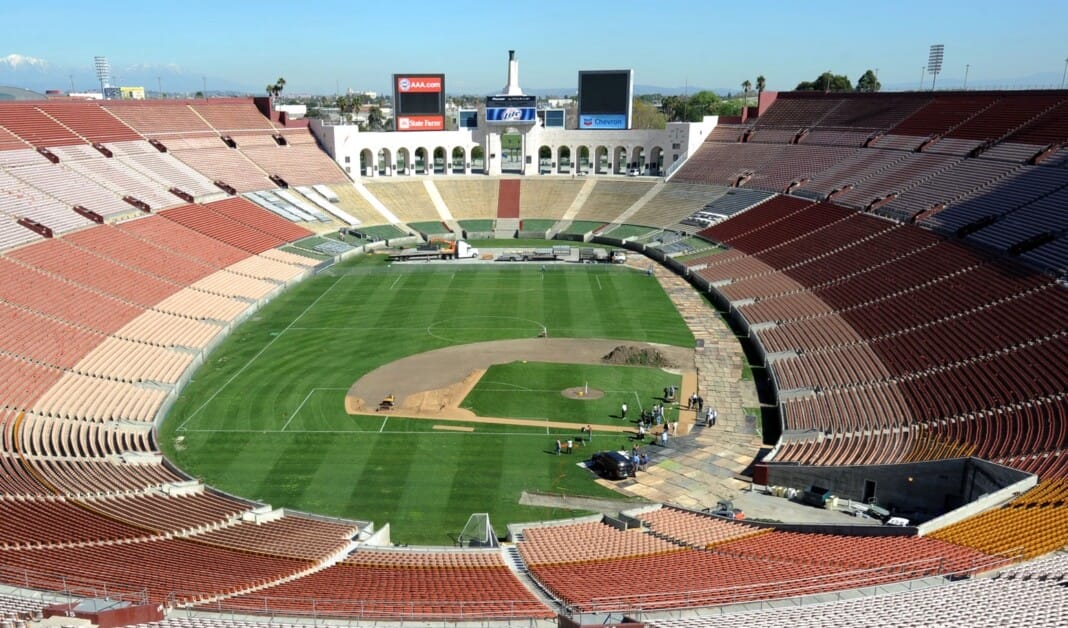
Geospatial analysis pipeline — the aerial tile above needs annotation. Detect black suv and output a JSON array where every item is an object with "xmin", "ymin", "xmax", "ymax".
[{"xmin": 591, "ymin": 451, "xmax": 634, "ymax": 480}]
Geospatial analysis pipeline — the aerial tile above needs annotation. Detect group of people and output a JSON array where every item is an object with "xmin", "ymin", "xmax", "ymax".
[
  {"xmin": 630, "ymin": 444, "xmax": 650, "ymax": 475},
  {"xmin": 555, "ymin": 438, "xmax": 576, "ymax": 455}
]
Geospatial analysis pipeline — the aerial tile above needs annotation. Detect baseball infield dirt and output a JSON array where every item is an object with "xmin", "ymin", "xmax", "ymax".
[{"xmin": 345, "ymin": 338, "xmax": 697, "ymax": 434}]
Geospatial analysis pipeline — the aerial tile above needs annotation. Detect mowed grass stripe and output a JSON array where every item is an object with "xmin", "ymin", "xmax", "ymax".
[{"xmin": 162, "ymin": 256, "xmax": 693, "ymax": 544}]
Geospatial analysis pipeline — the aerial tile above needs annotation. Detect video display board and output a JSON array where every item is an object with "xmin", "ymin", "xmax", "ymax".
[
  {"xmin": 541, "ymin": 108, "xmax": 566, "ymax": 128},
  {"xmin": 393, "ymin": 74, "xmax": 445, "ymax": 131},
  {"xmin": 485, "ymin": 94, "xmax": 537, "ymax": 125},
  {"xmin": 457, "ymin": 109, "xmax": 478, "ymax": 129},
  {"xmin": 577, "ymin": 70, "xmax": 633, "ymax": 130}
]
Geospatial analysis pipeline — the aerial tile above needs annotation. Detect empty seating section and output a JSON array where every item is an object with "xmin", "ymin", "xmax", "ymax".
[
  {"xmin": 433, "ymin": 179, "xmax": 498, "ymax": 219},
  {"xmin": 573, "ymin": 180, "xmax": 655, "ymax": 222},
  {"xmin": 519, "ymin": 179, "xmax": 584, "ymax": 219},
  {"xmin": 517, "ymin": 520, "xmax": 1003, "ymax": 612},
  {"xmin": 318, "ymin": 183, "xmax": 389, "ymax": 225},
  {"xmin": 969, "ymin": 187, "xmax": 1068, "ymax": 250},
  {"xmin": 0, "ymin": 300, "xmax": 102, "ymax": 368},
  {"xmin": 943, "ymin": 93, "xmax": 1064, "ymax": 141},
  {"xmin": 627, "ymin": 183, "xmax": 728, "ymax": 227},
  {"xmin": 0, "ymin": 169, "xmax": 96, "ymax": 234},
  {"xmin": 153, "ymin": 288, "xmax": 251, "ymax": 322},
  {"xmin": 818, "ymin": 94, "xmax": 930, "ymax": 130},
  {"xmin": 225, "ymin": 254, "xmax": 310, "ymax": 282},
  {"xmin": 217, "ymin": 550, "xmax": 553, "ymax": 620},
  {"xmin": 72, "ymin": 337, "xmax": 192, "ymax": 384},
  {"xmin": 917, "ymin": 165, "xmax": 1068, "ymax": 233},
  {"xmin": 700, "ymin": 194, "xmax": 813, "ymax": 243},
  {"xmin": 73, "ymin": 491, "xmax": 249, "ymax": 533},
  {"xmin": 0, "ymin": 495, "xmax": 154, "ymax": 547},
  {"xmin": 671, "ymin": 143, "xmax": 788, "ymax": 186},
  {"xmin": 63, "ymin": 157, "xmax": 183, "ymax": 210},
  {"xmin": 117, "ymin": 214, "xmax": 250, "ymax": 267},
  {"xmin": 191, "ymin": 271, "xmax": 278, "ymax": 301},
  {"xmin": 362, "ymin": 180, "xmax": 439, "ymax": 222},
  {"xmin": 188, "ymin": 101, "xmax": 277, "ymax": 135},
  {"xmin": 103, "ymin": 102, "xmax": 216, "ymax": 138},
  {"xmin": 65, "ymin": 224, "xmax": 216, "ymax": 285},
  {"xmin": 8, "ymin": 162, "xmax": 131, "ymax": 218},
  {"xmin": 753, "ymin": 97, "xmax": 842, "ymax": 128},
  {"xmin": 8, "ymin": 239, "xmax": 181, "ymax": 307},
  {"xmin": 0, "ymin": 105, "xmax": 84, "ymax": 146},
  {"xmin": 0, "ymin": 216, "xmax": 40, "ymax": 251},
  {"xmin": 886, "ymin": 96, "xmax": 998, "ymax": 138},
  {"xmin": 879, "ymin": 159, "xmax": 1020, "ymax": 221},
  {"xmin": 160, "ymin": 204, "xmax": 288, "ymax": 254},
  {"xmin": 31, "ymin": 372, "xmax": 168, "ymax": 422},
  {"xmin": 261, "ymin": 248, "xmax": 320, "ymax": 268},
  {"xmin": 0, "ymin": 257, "xmax": 143, "ymax": 334},
  {"xmin": 26, "ymin": 456, "xmax": 184, "ymax": 495},
  {"xmin": 801, "ymin": 148, "xmax": 909, "ymax": 196},
  {"xmin": 204, "ymin": 197, "xmax": 313, "ymax": 243},
  {"xmin": 34, "ymin": 103, "xmax": 142, "ymax": 144},
  {"xmin": 18, "ymin": 415, "xmax": 155, "ymax": 459},
  {"xmin": 0, "ymin": 354, "xmax": 63, "ymax": 410},
  {"xmin": 748, "ymin": 145, "xmax": 858, "ymax": 191},
  {"xmin": 834, "ymin": 153, "xmax": 962, "ymax": 208},
  {"xmin": 1022, "ymin": 236, "xmax": 1068, "ymax": 274},
  {"xmin": 112, "ymin": 309, "xmax": 223, "ymax": 349},
  {"xmin": 519, "ymin": 521, "xmax": 681, "ymax": 564},
  {"xmin": 998, "ymin": 98, "xmax": 1068, "ymax": 146},
  {"xmin": 239, "ymin": 142, "xmax": 348, "ymax": 186},
  {"xmin": 0, "ymin": 538, "xmax": 309, "ymax": 605},
  {"xmin": 635, "ymin": 506, "xmax": 766, "ymax": 547},
  {"xmin": 645, "ymin": 578, "xmax": 1068, "ymax": 627},
  {"xmin": 120, "ymin": 149, "xmax": 220, "ymax": 198},
  {"xmin": 929, "ymin": 481, "xmax": 1068, "ymax": 559},
  {"xmin": 192, "ymin": 515, "xmax": 357, "ymax": 560},
  {"xmin": 170, "ymin": 145, "xmax": 274, "ymax": 192},
  {"xmin": 0, "ymin": 126, "xmax": 28, "ymax": 150}
]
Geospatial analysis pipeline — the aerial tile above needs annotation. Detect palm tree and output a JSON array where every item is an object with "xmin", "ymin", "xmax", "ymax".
[
  {"xmin": 756, "ymin": 75, "xmax": 766, "ymax": 95},
  {"xmin": 741, "ymin": 80, "xmax": 752, "ymax": 105}
]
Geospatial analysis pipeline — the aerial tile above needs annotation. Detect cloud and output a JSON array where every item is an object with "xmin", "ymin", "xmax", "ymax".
[{"xmin": 0, "ymin": 54, "xmax": 49, "ymax": 70}]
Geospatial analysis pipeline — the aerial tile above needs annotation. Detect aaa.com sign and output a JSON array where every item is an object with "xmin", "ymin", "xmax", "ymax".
[
  {"xmin": 396, "ymin": 76, "xmax": 442, "ymax": 93},
  {"xmin": 396, "ymin": 115, "xmax": 444, "ymax": 131}
]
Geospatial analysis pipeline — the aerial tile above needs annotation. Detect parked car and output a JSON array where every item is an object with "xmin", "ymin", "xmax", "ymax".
[
  {"xmin": 591, "ymin": 451, "xmax": 634, "ymax": 480},
  {"xmin": 627, "ymin": 168, "xmax": 641, "ymax": 177}
]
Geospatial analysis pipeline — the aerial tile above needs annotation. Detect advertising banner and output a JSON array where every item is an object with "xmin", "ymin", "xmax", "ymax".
[
  {"xmin": 579, "ymin": 114, "xmax": 627, "ymax": 130},
  {"xmin": 396, "ymin": 115, "xmax": 444, "ymax": 131}
]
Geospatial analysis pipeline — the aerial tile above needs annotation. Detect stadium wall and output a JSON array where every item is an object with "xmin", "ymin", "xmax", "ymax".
[{"xmin": 759, "ymin": 457, "xmax": 1034, "ymax": 522}]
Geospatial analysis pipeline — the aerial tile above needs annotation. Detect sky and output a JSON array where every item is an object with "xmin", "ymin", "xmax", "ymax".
[{"xmin": 2, "ymin": 0, "xmax": 1067, "ymax": 96}]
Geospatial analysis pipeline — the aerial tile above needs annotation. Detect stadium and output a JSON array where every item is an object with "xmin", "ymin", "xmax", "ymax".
[{"xmin": 0, "ymin": 50, "xmax": 1067, "ymax": 628}]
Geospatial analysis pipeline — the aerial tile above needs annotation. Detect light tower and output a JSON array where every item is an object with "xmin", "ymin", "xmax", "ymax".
[
  {"xmin": 94, "ymin": 56, "xmax": 111, "ymax": 96},
  {"xmin": 927, "ymin": 44, "xmax": 945, "ymax": 90}
]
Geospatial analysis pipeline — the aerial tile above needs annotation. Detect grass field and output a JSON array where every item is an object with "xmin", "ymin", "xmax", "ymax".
[{"xmin": 161, "ymin": 255, "xmax": 693, "ymax": 544}]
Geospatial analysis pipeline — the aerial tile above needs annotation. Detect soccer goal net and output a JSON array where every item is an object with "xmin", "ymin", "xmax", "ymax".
[{"xmin": 457, "ymin": 513, "xmax": 497, "ymax": 548}]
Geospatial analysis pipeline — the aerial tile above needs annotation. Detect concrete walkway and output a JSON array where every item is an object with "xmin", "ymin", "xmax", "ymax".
[{"xmin": 611, "ymin": 261, "xmax": 763, "ymax": 510}]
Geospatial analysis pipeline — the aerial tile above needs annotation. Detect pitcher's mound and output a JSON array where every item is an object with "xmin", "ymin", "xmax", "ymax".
[{"xmin": 562, "ymin": 386, "xmax": 605, "ymax": 400}]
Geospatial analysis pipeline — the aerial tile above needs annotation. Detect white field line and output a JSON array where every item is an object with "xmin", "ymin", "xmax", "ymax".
[{"xmin": 177, "ymin": 275, "xmax": 345, "ymax": 430}]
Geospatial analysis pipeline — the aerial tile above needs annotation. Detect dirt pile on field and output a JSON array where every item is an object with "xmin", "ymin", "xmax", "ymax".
[{"xmin": 602, "ymin": 345, "xmax": 678, "ymax": 368}]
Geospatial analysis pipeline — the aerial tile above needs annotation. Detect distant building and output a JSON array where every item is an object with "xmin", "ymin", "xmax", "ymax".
[
  {"xmin": 119, "ymin": 86, "xmax": 145, "ymax": 100},
  {"xmin": 275, "ymin": 104, "xmax": 307, "ymax": 119}
]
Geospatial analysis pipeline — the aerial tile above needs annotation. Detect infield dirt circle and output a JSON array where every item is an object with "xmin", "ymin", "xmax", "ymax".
[{"xmin": 345, "ymin": 338, "xmax": 695, "ymax": 433}]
